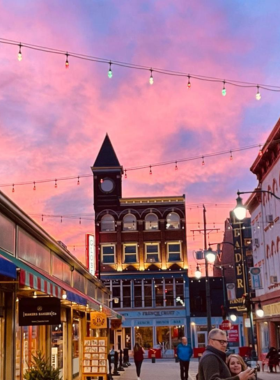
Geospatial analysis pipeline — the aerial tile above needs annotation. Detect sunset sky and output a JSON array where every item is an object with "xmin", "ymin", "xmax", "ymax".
[{"xmin": 1, "ymin": 0, "xmax": 279, "ymax": 274}]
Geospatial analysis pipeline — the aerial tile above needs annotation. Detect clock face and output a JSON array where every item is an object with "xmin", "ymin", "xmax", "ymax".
[{"xmin": 100, "ymin": 178, "xmax": 114, "ymax": 193}]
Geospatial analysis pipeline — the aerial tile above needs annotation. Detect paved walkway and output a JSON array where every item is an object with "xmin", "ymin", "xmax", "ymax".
[{"xmin": 114, "ymin": 359, "xmax": 279, "ymax": 380}]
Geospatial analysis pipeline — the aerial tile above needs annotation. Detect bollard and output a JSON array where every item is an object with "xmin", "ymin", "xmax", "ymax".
[{"xmin": 151, "ymin": 354, "xmax": 156, "ymax": 363}]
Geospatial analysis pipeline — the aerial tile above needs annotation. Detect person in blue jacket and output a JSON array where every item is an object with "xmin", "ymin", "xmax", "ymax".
[{"xmin": 176, "ymin": 337, "xmax": 193, "ymax": 380}]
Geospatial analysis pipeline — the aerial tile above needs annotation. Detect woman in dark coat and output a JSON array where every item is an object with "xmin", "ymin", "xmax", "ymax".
[
  {"xmin": 266, "ymin": 347, "xmax": 279, "ymax": 373},
  {"xmin": 133, "ymin": 343, "xmax": 145, "ymax": 380}
]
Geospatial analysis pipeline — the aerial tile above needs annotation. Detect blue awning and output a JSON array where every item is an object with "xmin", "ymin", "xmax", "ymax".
[{"xmin": 0, "ymin": 256, "xmax": 17, "ymax": 279}]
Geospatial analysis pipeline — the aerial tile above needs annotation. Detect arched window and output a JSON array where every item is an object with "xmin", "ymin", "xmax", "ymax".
[
  {"xmin": 123, "ymin": 214, "xmax": 137, "ymax": 231},
  {"xmin": 101, "ymin": 214, "xmax": 115, "ymax": 232},
  {"xmin": 145, "ymin": 213, "xmax": 159, "ymax": 230},
  {"xmin": 166, "ymin": 212, "xmax": 180, "ymax": 229}
]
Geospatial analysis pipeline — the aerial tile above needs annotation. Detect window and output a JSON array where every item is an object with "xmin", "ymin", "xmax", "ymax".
[
  {"xmin": 166, "ymin": 212, "xmax": 180, "ymax": 229},
  {"xmin": 124, "ymin": 244, "xmax": 137, "ymax": 263},
  {"xmin": 155, "ymin": 279, "xmax": 164, "ymax": 307},
  {"xmin": 101, "ymin": 245, "xmax": 115, "ymax": 263},
  {"xmin": 146, "ymin": 243, "xmax": 160, "ymax": 262},
  {"xmin": 101, "ymin": 214, "xmax": 115, "ymax": 232},
  {"xmin": 145, "ymin": 213, "xmax": 159, "ymax": 230},
  {"xmin": 175, "ymin": 279, "xmax": 184, "ymax": 307},
  {"xmin": 112, "ymin": 280, "xmax": 120, "ymax": 309},
  {"xmin": 123, "ymin": 214, "xmax": 137, "ymax": 231},
  {"xmin": 168, "ymin": 243, "xmax": 181, "ymax": 262},
  {"xmin": 165, "ymin": 278, "xmax": 174, "ymax": 306},
  {"xmin": 123, "ymin": 280, "xmax": 131, "ymax": 308},
  {"xmin": 144, "ymin": 279, "xmax": 152, "ymax": 307},
  {"xmin": 134, "ymin": 279, "xmax": 142, "ymax": 307}
]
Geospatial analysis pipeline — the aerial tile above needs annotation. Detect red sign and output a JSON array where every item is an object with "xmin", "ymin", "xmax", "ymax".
[
  {"xmin": 228, "ymin": 324, "xmax": 239, "ymax": 343},
  {"xmin": 219, "ymin": 319, "xmax": 232, "ymax": 330}
]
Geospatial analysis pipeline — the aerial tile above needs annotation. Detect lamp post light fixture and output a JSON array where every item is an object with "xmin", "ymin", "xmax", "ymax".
[
  {"xmin": 233, "ymin": 190, "xmax": 280, "ymax": 221},
  {"xmin": 204, "ymin": 247, "xmax": 216, "ymax": 264},
  {"xmin": 255, "ymin": 301, "xmax": 264, "ymax": 318},
  {"xmin": 194, "ymin": 265, "xmax": 202, "ymax": 279}
]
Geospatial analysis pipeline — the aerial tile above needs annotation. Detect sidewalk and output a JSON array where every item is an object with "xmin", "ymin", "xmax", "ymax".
[{"xmin": 114, "ymin": 359, "xmax": 279, "ymax": 380}]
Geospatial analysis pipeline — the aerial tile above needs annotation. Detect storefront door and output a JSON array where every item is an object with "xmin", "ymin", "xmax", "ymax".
[
  {"xmin": 197, "ymin": 332, "xmax": 207, "ymax": 348},
  {"xmin": 116, "ymin": 330, "xmax": 123, "ymax": 350}
]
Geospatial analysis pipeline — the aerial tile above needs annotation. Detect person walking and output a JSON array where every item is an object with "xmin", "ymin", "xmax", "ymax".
[
  {"xmin": 176, "ymin": 336, "xmax": 193, "ymax": 380},
  {"xmin": 198, "ymin": 328, "xmax": 255, "ymax": 380},
  {"xmin": 266, "ymin": 347, "xmax": 279, "ymax": 373},
  {"xmin": 133, "ymin": 343, "xmax": 145, "ymax": 380}
]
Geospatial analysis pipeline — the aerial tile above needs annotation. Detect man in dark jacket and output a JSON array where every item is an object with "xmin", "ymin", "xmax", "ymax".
[
  {"xmin": 176, "ymin": 337, "xmax": 193, "ymax": 380},
  {"xmin": 198, "ymin": 328, "xmax": 254, "ymax": 380}
]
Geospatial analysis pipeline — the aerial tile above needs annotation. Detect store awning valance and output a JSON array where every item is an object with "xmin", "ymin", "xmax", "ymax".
[
  {"xmin": 19, "ymin": 269, "xmax": 62, "ymax": 298},
  {"xmin": 0, "ymin": 255, "xmax": 17, "ymax": 279}
]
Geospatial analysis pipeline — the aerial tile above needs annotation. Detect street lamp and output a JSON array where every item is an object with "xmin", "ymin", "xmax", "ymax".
[
  {"xmin": 233, "ymin": 190, "xmax": 280, "ymax": 220},
  {"xmin": 194, "ymin": 265, "xmax": 202, "ymax": 279},
  {"xmin": 204, "ymin": 247, "xmax": 216, "ymax": 263},
  {"xmin": 255, "ymin": 301, "xmax": 264, "ymax": 318}
]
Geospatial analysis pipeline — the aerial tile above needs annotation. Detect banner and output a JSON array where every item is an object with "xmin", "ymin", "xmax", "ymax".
[
  {"xmin": 19, "ymin": 297, "xmax": 61, "ymax": 326},
  {"xmin": 226, "ymin": 283, "xmax": 236, "ymax": 301},
  {"xmin": 249, "ymin": 267, "xmax": 262, "ymax": 289},
  {"xmin": 90, "ymin": 312, "xmax": 107, "ymax": 329},
  {"xmin": 85, "ymin": 234, "xmax": 96, "ymax": 276}
]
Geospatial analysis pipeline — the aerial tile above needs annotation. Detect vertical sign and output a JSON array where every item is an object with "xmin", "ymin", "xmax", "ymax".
[
  {"xmin": 85, "ymin": 234, "xmax": 96, "ymax": 276},
  {"xmin": 249, "ymin": 267, "xmax": 262, "ymax": 289}
]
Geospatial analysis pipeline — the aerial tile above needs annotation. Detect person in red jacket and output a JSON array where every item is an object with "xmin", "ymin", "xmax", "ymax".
[{"xmin": 133, "ymin": 343, "xmax": 145, "ymax": 380}]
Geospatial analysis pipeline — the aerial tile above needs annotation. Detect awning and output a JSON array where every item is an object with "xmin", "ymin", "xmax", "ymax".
[
  {"xmin": 0, "ymin": 255, "xmax": 17, "ymax": 279},
  {"xmin": 0, "ymin": 248, "xmax": 62, "ymax": 298}
]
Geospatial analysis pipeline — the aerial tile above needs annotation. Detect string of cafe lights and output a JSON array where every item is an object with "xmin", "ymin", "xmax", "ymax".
[
  {"xmin": 1, "ymin": 37, "xmax": 280, "ymax": 99},
  {"xmin": 0, "ymin": 143, "xmax": 265, "ymax": 192}
]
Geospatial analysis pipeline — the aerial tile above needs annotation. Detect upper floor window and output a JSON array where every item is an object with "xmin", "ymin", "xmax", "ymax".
[
  {"xmin": 145, "ymin": 213, "xmax": 159, "ymax": 230},
  {"xmin": 168, "ymin": 243, "xmax": 181, "ymax": 262},
  {"xmin": 145, "ymin": 243, "xmax": 160, "ymax": 263},
  {"xmin": 166, "ymin": 212, "xmax": 180, "ymax": 229},
  {"xmin": 101, "ymin": 245, "xmax": 115, "ymax": 263},
  {"xmin": 123, "ymin": 214, "xmax": 137, "ymax": 231},
  {"xmin": 123, "ymin": 244, "xmax": 138, "ymax": 263},
  {"xmin": 101, "ymin": 214, "xmax": 115, "ymax": 232}
]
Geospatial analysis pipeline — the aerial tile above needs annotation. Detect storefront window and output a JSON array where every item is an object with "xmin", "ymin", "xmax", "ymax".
[
  {"xmin": 51, "ymin": 324, "xmax": 63, "ymax": 373},
  {"xmin": 112, "ymin": 280, "xmax": 121, "ymax": 308},
  {"xmin": 135, "ymin": 327, "xmax": 153, "ymax": 349},
  {"xmin": 155, "ymin": 279, "xmax": 164, "ymax": 307},
  {"xmin": 134, "ymin": 280, "xmax": 142, "ymax": 308},
  {"xmin": 144, "ymin": 280, "xmax": 152, "ymax": 307},
  {"xmin": 175, "ymin": 279, "xmax": 184, "ymax": 306},
  {"xmin": 259, "ymin": 322, "xmax": 269, "ymax": 353},
  {"xmin": 171, "ymin": 325, "xmax": 184, "ymax": 347},
  {"xmin": 72, "ymin": 320, "xmax": 79, "ymax": 377},
  {"xmin": 123, "ymin": 280, "xmax": 131, "ymax": 308},
  {"xmin": 165, "ymin": 279, "xmax": 174, "ymax": 306},
  {"xmin": 156, "ymin": 326, "xmax": 170, "ymax": 349},
  {"xmin": 125, "ymin": 327, "xmax": 131, "ymax": 350}
]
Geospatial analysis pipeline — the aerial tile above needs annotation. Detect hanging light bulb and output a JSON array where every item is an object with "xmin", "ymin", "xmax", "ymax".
[
  {"xmin": 230, "ymin": 151, "xmax": 233, "ymax": 160},
  {"xmin": 124, "ymin": 170, "xmax": 127, "ymax": 179},
  {"xmin": 195, "ymin": 266, "xmax": 202, "ymax": 279},
  {"xmin": 79, "ymin": 218, "xmax": 81, "ymax": 225},
  {"xmin": 18, "ymin": 43, "xmax": 22, "ymax": 61},
  {"xmin": 187, "ymin": 75, "xmax": 191, "ymax": 88},
  {"xmin": 42, "ymin": 215, "xmax": 44, "ymax": 222},
  {"xmin": 61, "ymin": 216, "xmax": 63, "ymax": 223},
  {"xmin": 175, "ymin": 161, "xmax": 178, "ymax": 170},
  {"xmin": 108, "ymin": 61, "xmax": 113, "ymax": 78},
  {"xmin": 202, "ymin": 156, "xmax": 205, "ymax": 166},
  {"xmin": 149, "ymin": 69, "xmax": 154, "ymax": 85},
  {"xmin": 65, "ymin": 53, "xmax": 69, "ymax": 68},
  {"xmin": 100, "ymin": 178, "xmax": 104, "ymax": 183},
  {"xmin": 222, "ymin": 81, "xmax": 226, "ymax": 96},
  {"xmin": 55, "ymin": 179, "xmax": 57, "ymax": 188},
  {"xmin": 77, "ymin": 176, "xmax": 80, "ymax": 185},
  {"xmin": 149, "ymin": 166, "xmax": 152, "ymax": 175},
  {"xmin": 12, "ymin": 184, "xmax": 15, "ymax": 193},
  {"xmin": 256, "ymin": 86, "xmax": 261, "ymax": 100},
  {"xmin": 33, "ymin": 182, "xmax": 36, "ymax": 190}
]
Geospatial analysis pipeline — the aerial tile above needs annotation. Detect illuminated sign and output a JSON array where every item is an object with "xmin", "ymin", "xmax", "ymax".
[
  {"xmin": 85, "ymin": 234, "xmax": 96, "ymax": 276},
  {"xmin": 90, "ymin": 312, "xmax": 107, "ymax": 329}
]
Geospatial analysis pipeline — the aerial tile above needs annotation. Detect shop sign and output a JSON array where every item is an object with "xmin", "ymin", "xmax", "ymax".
[
  {"xmin": 228, "ymin": 325, "xmax": 239, "ymax": 343},
  {"xmin": 19, "ymin": 297, "xmax": 61, "ymax": 326},
  {"xmin": 249, "ymin": 267, "xmax": 262, "ymax": 290},
  {"xmin": 263, "ymin": 302, "xmax": 280, "ymax": 316},
  {"xmin": 111, "ymin": 319, "xmax": 122, "ymax": 330},
  {"xmin": 85, "ymin": 234, "xmax": 96, "ymax": 276},
  {"xmin": 90, "ymin": 312, "xmax": 107, "ymax": 329},
  {"xmin": 219, "ymin": 319, "xmax": 231, "ymax": 331}
]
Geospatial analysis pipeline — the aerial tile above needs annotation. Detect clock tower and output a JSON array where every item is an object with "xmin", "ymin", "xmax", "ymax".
[{"xmin": 91, "ymin": 134, "xmax": 123, "ymax": 213}]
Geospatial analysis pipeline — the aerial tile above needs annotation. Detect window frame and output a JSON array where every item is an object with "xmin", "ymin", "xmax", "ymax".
[
  {"xmin": 122, "ymin": 214, "xmax": 137, "ymax": 231},
  {"xmin": 100, "ymin": 214, "xmax": 115, "ymax": 232},
  {"xmin": 167, "ymin": 242, "xmax": 182, "ymax": 262},
  {"xmin": 145, "ymin": 242, "xmax": 160, "ymax": 263},
  {"xmin": 123, "ymin": 243, "xmax": 138, "ymax": 264},
  {"xmin": 166, "ymin": 212, "xmax": 181, "ymax": 230},
  {"xmin": 101, "ymin": 244, "xmax": 116, "ymax": 264}
]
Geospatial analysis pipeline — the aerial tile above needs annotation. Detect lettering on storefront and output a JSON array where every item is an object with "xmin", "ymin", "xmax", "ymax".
[
  {"xmin": 142, "ymin": 311, "xmax": 176, "ymax": 316},
  {"xmin": 90, "ymin": 312, "xmax": 107, "ymax": 329},
  {"xmin": 263, "ymin": 302, "xmax": 280, "ymax": 316}
]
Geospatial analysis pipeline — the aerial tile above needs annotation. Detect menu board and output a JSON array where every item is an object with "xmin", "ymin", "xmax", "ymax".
[{"xmin": 82, "ymin": 337, "xmax": 107, "ymax": 380}]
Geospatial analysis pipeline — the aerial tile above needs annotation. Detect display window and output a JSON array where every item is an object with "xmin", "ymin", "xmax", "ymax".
[
  {"xmin": 51, "ymin": 324, "xmax": 63, "ymax": 372},
  {"xmin": 72, "ymin": 319, "xmax": 80, "ymax": 377},
  {"xmin": 134, "ymin": 327, "xmax": 153, "ymax": 349}
]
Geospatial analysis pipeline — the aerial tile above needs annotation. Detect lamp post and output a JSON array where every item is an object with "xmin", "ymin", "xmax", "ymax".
[{"xmin": 203, "ymin": 205, "xmax": 212, "ymax": 334}]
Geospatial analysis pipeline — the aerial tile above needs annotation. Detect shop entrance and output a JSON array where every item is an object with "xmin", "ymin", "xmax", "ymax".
[
  {"xmin": 197, "ymin": 332, "xmax": 207, "ymax": 348},
  {"xmin": 116, "ymin": 329, "xmax": 123, "ymax": 350}
]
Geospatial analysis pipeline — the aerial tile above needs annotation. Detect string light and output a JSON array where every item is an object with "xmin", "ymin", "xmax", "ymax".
[
  {"xmin": 202, "ymin": 156, "xmax": 205, "ymax": 166},
  {"xmin": 79, "ymin": 218, "xmax": 81, "ymax": 225},
  {"xmin": 33, "ymin": 182, "xmax": 36, "ymax": 190},
  {"xmin": 124, "ymin": 169, "xmax": 127, "ymax": 179},
  {"xmin": 77, "ymin": 177, "xmax": 80, "ymax": 185},
  {"xmin": 65, "ymin": 53, "xmax": 69, "ymax": 68},
  {"xmin": 258, "ymin": 146, "xmax": 263, "ymax": 156},
  {"xmin": 100, "ymin": 178, "xmax": 103, "ymax": 183},
  {"xmin": 108, "ymin": 61, "xmax": 113, "ymax": 78},
  {"xmin": 149, "ymin": 166, "xmax": 152, "ymax": 175},
  {"xmin": 18, "ymin": 43, "xmax": 22, "ymax": 61},
  {"xmin": 187, "ymin": 75, "xmax": 191, "ymax": 89},
  {"xmin": 1, "ymin": 38, "xmax": 280, "ymax": 95},
  {"xmin": 256, "ymin": 86, "xmax": 261, "ymax": 100},
  {"xmin": 61, "ymin": 216, "xmax": 63, "ymax": 223},
  {"xmin": 222, "ymin": 81, "xmax": 226, "ymax": 96},
  {"xmin": 42, "ymin": 215, "xmax": 44, "ymax": 222},
  {"xmin": 12, "ymin": 184, "xmax": 15, "ymax": 192},
  {"xmin": 149, "ymin": 69, "xmax": 154, "ymax": 85},
  {"xmin": 55, "ymin": 179, "xmax": 57, "ymax": 188},
  {"xmin": 230, "ymin": 151, "xmax": 233, "ymax": 160},
  {"xmin": 175, "ymin": 161, "xmax": 178, "ymax": 170}
]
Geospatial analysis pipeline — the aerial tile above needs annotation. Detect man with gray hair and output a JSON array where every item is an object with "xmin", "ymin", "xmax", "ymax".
[{"xmin": 198, "ymin": 328, "xmax": 254, "ymax": 380}]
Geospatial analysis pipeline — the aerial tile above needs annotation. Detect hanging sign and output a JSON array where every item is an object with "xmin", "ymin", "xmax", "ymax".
[
  {"xmin": 249, "ymin": 267, "xmax": 262, "ymax": 290},
  {"xmin": 19, "ymin": 297, "xmax": 61, "ymax": 326},
  {"xmin": 219, "ymin": 319, "xmax": 232, "ymax": 331},
  {"xmin": 226, "ymin": 283, "xmax": 236, "ymax": 301},
  {"xmin": 111, "ymin": 319, "xmax": 122, "ymax": 330},
  {"xmin": 90, "ymin": 312, "xmax": 107, "ymax": 329}
]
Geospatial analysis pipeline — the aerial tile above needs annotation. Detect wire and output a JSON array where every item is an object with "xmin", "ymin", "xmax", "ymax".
[{"xmin": 1, "ymin": 37, "xmax": 280, "ymax": 92}]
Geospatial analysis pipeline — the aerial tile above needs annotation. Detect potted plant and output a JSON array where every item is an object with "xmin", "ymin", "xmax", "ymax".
[{"xmin": 23, "ymin": 351, "xmax": 62, "ymax": 380}]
